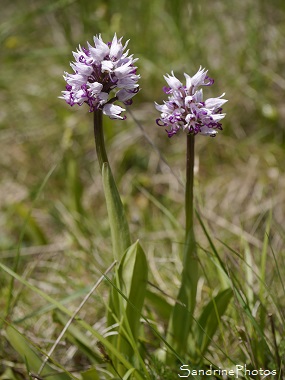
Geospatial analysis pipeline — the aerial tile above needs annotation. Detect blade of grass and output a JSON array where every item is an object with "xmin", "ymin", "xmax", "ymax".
[
  {"xmin": 219, "ymin": 238, "xmax": 285, "ymax": 326},
  {"xmin": 36, "ymin": 261, "xmax": 116, "ymax": 377},
  {"xmin": 0, "ymin": 262, "xmax": 145, "ymax": 380},
  {"xmin": 5, "ymin": 324, "xmax": 72, "ymax": 380},
  {"xmin": 54, "ymin": 311, "xmax": 102, "ymax": 364},
  {"xmin": 4, "ymin": 163, "xmax": 58, "ymax": 324},
  {"xmin": 196, "ymin": 210, "xmax": 230, "ymax": 288},
  {"xmin": 259, "ymin": 211, "xmax": 272, "ymax": 326},
  {"xmin": 136, "ymin": 185, "xmax": 181, "ymax": 228},
  {"xmin": 194, "ymin": 288, "xmax": 232, "ymax": 359},
  {"xmin": 14, "ymin": 285, "xmax": 94, "ymax": 323}
]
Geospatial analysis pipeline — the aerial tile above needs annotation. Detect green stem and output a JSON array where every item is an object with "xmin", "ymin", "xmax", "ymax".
[
  {"xmin": 93, "ymin": 109, "xmax": 131, "ymax": 261},
  {"xmin": 166, "ymin": 134, "xmax": 198, "ymax": 358},
  {"xmin": 185, "ymin": 134, "xmax": 195, "ymax": 238},
  {"xmin": 93, "ymin": 110, "xmax": 109, "ymax": 171},
  {"xmin": 182, "ymin": 133, "xmax": 197, "ymax": 319}
]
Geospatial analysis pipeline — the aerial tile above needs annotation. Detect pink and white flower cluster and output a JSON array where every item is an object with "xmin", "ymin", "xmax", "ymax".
[
  {"xmin": 60, "ymin": 34, "xmax": 140, "ymax": 119},
  {"xmin": 155, "ymin": 67, "xmax": 227, "ymax": 137}
]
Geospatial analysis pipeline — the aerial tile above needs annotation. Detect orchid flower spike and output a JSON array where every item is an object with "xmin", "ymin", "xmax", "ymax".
[
  {"xmin": 155, "ymin": 67, "xmax": 227, "ymax": 137},
  {"xmin": 60, "ymin": 34, "xmax": 140, "ymax": 119}
]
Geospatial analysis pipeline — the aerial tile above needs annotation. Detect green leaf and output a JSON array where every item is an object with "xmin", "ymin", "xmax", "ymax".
[
  {"xmin": 107, "ymin": 241, "xmax": 148, "ymax": 376},
  {"xmin": 145, "ymin": 289, "xmax": 172, "ymax": 321},
  {"xmin": 166, "ymin": 230, "xmax": 198, "ymax": 357},
  {"xmin": 118, "ymin": 240, "xmax": 148, "ymax": 341},
  {"xmin": 81, "ymin": 368, "xmax": 100, "ymax": 380},
  {"xmin": 102, "ymin": 162, "xmax": 131, "ymax": 260},
  {"xmin": 122, "ymin": 368, "xmax": 136, "ymax": 380},
  {"xmin": 5, "ymin": 324, "xmax": 71, "ymax": 380},
  {"xmin": 194, "ymin": 288, "xmax": 233, "ymax": 357}
]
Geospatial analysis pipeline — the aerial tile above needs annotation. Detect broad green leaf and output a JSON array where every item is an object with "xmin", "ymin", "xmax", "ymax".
[
  {"xmin": 145, "ymin": 289, "xmax": 172, "ymax": 321},
  {"xmin": 102, "ymin": 162, "xmax": 131, "ymax": 260},
  {"xmin": 6, "ymin": 325, "xmax": 71, "ymax": 380},
  {"xmin": 81, "ymin": 368, "xmax": 100, "ymax": 380},
  {"xmin": 118, "ymin": 240, "xmax": 148, "ymax": 340},
  {"xmin": 194, "ymin": 288, "xmax": 233, "ymax": 357},
  {"xmin": 107, "ymin": 241, "xmax": 148, "ymax": 376},
  {"xmin": 166, "ymin": 230, "xmax": 198, "ymax": 356}
]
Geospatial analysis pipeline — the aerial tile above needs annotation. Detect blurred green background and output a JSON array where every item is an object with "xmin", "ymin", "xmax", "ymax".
[{"xmin": 1, "ymin": 0, "xmax": 285, "ymax": 371}]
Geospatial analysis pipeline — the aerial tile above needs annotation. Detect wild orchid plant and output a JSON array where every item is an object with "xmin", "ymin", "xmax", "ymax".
[
  {"xmin": 155, "ymin": 68, "xmax": 229, "ymax": 361},
  {"xmin": 60, "ymin": 34, "xmax": 148, "ymax": 378},
  {"xmin": 19, "ymin": 34, "xmax": 230, "ymax": 378}
]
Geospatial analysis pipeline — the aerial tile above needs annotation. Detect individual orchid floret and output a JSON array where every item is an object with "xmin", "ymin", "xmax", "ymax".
[
  {"xmin": 60, "ymin": 34, "xmax": 140, "ymax": 119},
  {"xmin": 155, "ymin": 67, "xmax": 227, "ymax": 137}
]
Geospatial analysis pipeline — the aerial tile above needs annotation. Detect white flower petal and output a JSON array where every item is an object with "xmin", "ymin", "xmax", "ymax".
[
  {"xmin": 164, "ymin": 72, "xmax": 183, "ymax": 90},
  {"xmin": 190, "ymin": 66, "xmax": 207, "ymax": 87},
  {"xmin": 101, "ymin": 60, "xmax": 114, "ymax": 72},
  {"xmin": 93, "ymin": 35, "xmax": 110, "ymax": 57},
  {"xmin": 116, "ymin": 89, "xmax": 136, "ymax": 101},
  {"xmin": 103, "ymin": 104, "xmax": 125, "ymax": 119},
  {"xmin": 205, "ymin": 95, "xmax": 227, "ymax": 109},
  {"xmin": 70, "ymin": 62, "xmax": 93, "ymax": 76},
  {"xmin": 109, "ymin": 33, "xmax": 123, "ymax": 59},
  {"xmin": 88, "ymin": 82, "xmax": 103, "ymax": 94}
]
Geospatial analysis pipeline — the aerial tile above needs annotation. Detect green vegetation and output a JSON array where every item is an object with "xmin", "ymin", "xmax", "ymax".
[{"xmin": 1, "ymin": 0, "xmax": 285, "ymax": 379}]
